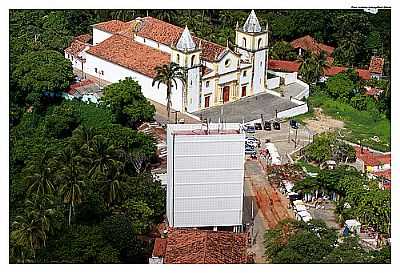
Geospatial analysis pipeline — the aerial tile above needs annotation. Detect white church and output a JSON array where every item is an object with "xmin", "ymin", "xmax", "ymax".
[{"xmin": 65, "ymin": 10, "xmax": 271, "ymax": 114}]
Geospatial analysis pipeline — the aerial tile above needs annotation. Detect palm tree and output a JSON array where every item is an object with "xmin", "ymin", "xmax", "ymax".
[
  {"xmin": 99, "ymin": 162, "xmax": 127, "ymax": 207},
  {"xmin": 71, "ymin": 125, "xmax": 95, "ymax": 154},
  {"xmin": 57, "ymin": 147, "xmax": 85, "ymax": 226},
  {"xmin": 24, "ymin": 150, "xmax": 56, "ymax": 198},
  {"xmin": 152, "ymin": 63, "xmax": 186, "ymax": 122},
  {"xmin": 10, "ymin": 210, "xmax": 47, "ymax": 259},
  {"xmin": 88, "ymin": 135, "xmax": 118, "ymax": 177},
  {"xmin": 313, "ymin": 51, "xmax": 331, "ymax": 82}
]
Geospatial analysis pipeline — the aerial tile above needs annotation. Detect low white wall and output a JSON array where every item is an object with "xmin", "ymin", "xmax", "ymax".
[
  {"xmin": 284, "ymin": 72, "xmax": 297, "ymax": 85},
  {"xmin": 277, "ymin": 103, "xmax": 308, "ymax": 119},
  {"xmin": 266, "ymin": 77, "xmax": 280, "ymax": 89},
  {"xmin": 295, "ymin": 79, "xmax": 310, "ymax": 99}
]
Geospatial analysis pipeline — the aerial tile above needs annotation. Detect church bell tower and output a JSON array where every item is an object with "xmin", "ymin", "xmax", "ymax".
[
  {"xmin": 170, "ymin": 26, "xmax": 202, "ymax": 113},
  {"xmin": 235, "ymin": 10, "xmax": 269, "ymax": 94}
]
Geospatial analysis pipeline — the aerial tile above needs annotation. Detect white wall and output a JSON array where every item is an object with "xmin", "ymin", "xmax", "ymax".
[
  {"xmin": 218, "ymin": 72, "xmax": 237, "ymax": 85},
  {"xmin": 85, "ymin": 53, "xmax": 183, "ymax": 111},
  {"xmin": 217, "ymin": 51, "xmax": 239, "ymax": 75},
  {"xmin": 167, "ymin": 123, "xmax": 245, "ymax": 228},
  {"xmin": 277, "ymin": 103, "xmax": 308, "ymax": 119},
  {"xmin": 92, "ymin": 28, "xmax": 112, "ymax": 45},
  {"xmin": 253, "ymin": 49, "xmax": 266, "ymax": 94},
  {"xmin": 266, "ymin": 77, "xmax": 280, "ymax": 90},
  {"xmin": 284, "ymin": 72, "xmax": 297, "ymax": 85},
  {"xmin": 186, "ymin": 67, "xmax": 201, "ymax": 113}
]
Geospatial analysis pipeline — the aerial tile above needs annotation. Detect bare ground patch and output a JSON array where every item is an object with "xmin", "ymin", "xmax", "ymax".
[{"xmin": 303, "ymin": 108, "xmax": 344, "ymax": 134}]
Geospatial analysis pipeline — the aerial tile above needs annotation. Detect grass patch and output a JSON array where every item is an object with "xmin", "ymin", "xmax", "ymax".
[
  {"xmin": 66, "ymin": 100, "xmax": 114, "ymax": 129},
  {"xmin": 307, "ymin": 93, "xmax": 391, "ymax": 152}
]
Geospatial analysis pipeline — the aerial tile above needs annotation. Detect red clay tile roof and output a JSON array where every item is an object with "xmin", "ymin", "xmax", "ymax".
[
  {"xmin": 268, "ymin": 59, "xmax": 300, "ymax": 73},
  {"xmin": 65, "ymin": 34, "xmax": 92, "ymax": 57},
  {"xmin": 136, "ymin": 17, "xmax": 225, "ymax": 63},
  {"xmin": 291, "ymin": 35, "xmax": 335, "ymax": 56},
  {"xmin": 163, "ymin": 228, "xmax": 248, "ymax": 264},
  {"xmin": 374, "ymin": 169, "xmax": 391, "ymax": 181},
  {"xmin": 93, "ymin": 20, "xmax": 131, "ymax": 34},
  {"xmin": 86, "ymin": 34, "xmax": 170, "ymax": 78},
  {"xmin": 369, "ymin": 56, "xmax": 384, "ymax": 74},
  {"xmin": 66, "ymin": 79, "xmax": 95, "ymax": 95},
  {"xmin": 152, "ymin": 238, "xmax": 167, "ymax": 257},
  {"xmin": 355, "ymin": 147, "xmax": 391, "ymax": 167},
  {"xmin": 75, "ymin": 34, "xmax": 92, "ymax": 44},
  {"xmin": 268, "ymin": 59, "xmax": 371, "ymax": 80}
]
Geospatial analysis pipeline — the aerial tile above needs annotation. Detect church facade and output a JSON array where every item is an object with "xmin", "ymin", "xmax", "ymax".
[{"xmin": 65, "ymin": 10, "xmax": 269, "ymax": 113}]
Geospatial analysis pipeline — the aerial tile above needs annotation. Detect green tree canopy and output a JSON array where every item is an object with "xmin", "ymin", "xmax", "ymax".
[
  {"xmin": 326, "ymin": 72, "xmax": 355, "ymax": 100},
  {"xmin": 12, "ymin": 50, "xmax": 74, "ymax": 109},
  {"xmin": 101, "ymin": 78, "xmax": 155, "ymax": 128}
]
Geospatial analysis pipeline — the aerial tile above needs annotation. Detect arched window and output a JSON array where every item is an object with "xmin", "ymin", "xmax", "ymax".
[
  {"xmin": 258, "ymin": 38, "xmax": 263, "ymax": 49},
  {"xmin": 176, "ymin": 54, "xmax": 180, "ymax": 63},
  {"xmin": 191, "ymin": 55, "xmax": 196, "ymax": 66},
  {"xmin": 242, "ymin": 37, "xmax": 247, "ymax": 48}
]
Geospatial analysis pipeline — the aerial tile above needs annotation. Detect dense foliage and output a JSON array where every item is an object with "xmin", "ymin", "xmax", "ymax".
[
  {"xmin": 303, "ymin": 132, "xmax": 355, "ymax": 163},
  {"xmin": 101, "ymin": 78, "xmax": 156, "ymax": 128},
  {"xmin": 264, "ymin": 219, "xmax": 390, "ymax": 263}
]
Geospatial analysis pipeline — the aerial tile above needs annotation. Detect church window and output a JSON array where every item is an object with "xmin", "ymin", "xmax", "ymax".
[
  {"xmin": 191, "ymin": 55, "xmax": 196, "ymax": 66},
  {"xmin": 243, "ymin": 70, "xmax": 247, "ymax": 77},
  {"xmin": 176, "ymin": 54, "xmax": 180, "ymax": 63},
  {"xmin": 242, "ymin": 37, "xmax": 247, "ymax": 48},
  {"xmin": 190, "ymin": 80, "xmax": 193, "ymax": 86},
  {"xmin": 95, "ymin": 67, "xmax": 98, "ymax": 73},
  {"xmin": 206, "ymin": 81, "xmax": 210, "ymax": 87},
  {"xmin": 71, "ymin": 56, "xmax": 74, "ymax": 61},
  {"xmin": 258, "ymin": 38, "xmax": 263, "ymax": 49}
]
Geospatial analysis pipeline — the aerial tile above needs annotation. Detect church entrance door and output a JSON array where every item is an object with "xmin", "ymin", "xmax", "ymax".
[{"xmin": 223, "ymin": 86, "xmax": 230, "ymax": 103}]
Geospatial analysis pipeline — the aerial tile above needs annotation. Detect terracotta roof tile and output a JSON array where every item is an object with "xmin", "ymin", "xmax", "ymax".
[
  {"xmin": 268, "ymin": 59, "xmax": 370, "ymax": 80},
  {"xmin": 86, "ymin": 34, "xmax": 170, "ymax": 78},
  {"xmin": 365, "ymin": 86, "xmax": 384, "ymax": 97},
  {"xmin": 374, "ymin": 169, "xmax": 391, "ymax": 181},
  {"xmin": 268, "ymin": 59, "xmax": 300, "ymax": 73},
  {"xmin": 290, "ymin": 35, "xmax": 335, "ymax": 56},
  {"xmin": 93, "ymin": 20, "xmax": 131, "ymax": 34},
  {"xmin": 369, "ymin": 56, "xmax": 384, "ymax": 74},
  {"xmin": 136, "ymin": 17, "xmax": 225, "ymax": 63},
  {"xmin": 65, "ymin": 34, "xmax": 92, "ymax": 57},
  {"xmin": 163, "ymin": 228, "xmax": 248, "ymax": 264},
  {"xmin": 355, "ymin": 147, "xmax": 391, "ymax": 167}
]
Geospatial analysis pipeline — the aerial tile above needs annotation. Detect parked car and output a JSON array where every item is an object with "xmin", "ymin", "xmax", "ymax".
[
  {"xmin": 264, "ymin": 121, "xmax": 271, "ymax": 131},
  {"xmin": 245, "ymin": 146, "xmax": 256, "ymax": 155},
  {"xmin": 254, "ymin": 122, "xmax": 262, "ymax": 130},
  {"xmin": 290, "ymin": 119, "xmax": 299, "ymax": 129},
  {"xmin": 244, "ymin": 124, "xmax": 256, "ymax": 133},
  {"xmin": 246, "ymin": 140, "xmax": 258, "ymax": 148},
  {"xmin": 273, "ymin": 121, "xmax": 280, "ymax": 130},
  {"xmin": 245, "ymin": 136, "xmax": 258, "ymax": 142}
]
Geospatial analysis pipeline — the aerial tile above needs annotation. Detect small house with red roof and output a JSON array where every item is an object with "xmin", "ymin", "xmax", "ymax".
[
  {"xmin": 290, "ymin": 35, "xmax": 335, "ymax": 57},
  {"xmin": 149, "ymin": 228, "xmax": 249, "ymax": 264}
]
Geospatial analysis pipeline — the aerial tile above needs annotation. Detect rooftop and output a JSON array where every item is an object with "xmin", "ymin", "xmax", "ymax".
[
  {"xmin": 290, "ymin": 35, "xmax": 335, "ymax": 56},
  {"xmin": 369, "ymin": 56, "xmax": 384, "ymax": 74},
  {"xmin": 93, "ymin": 19, "xmax": 132, "ymax": 34},
  {"xmin": 158, "ymin": 228, "xmax": 248, "ymax": 264},
  {"xmin": 135, "ymin": 16, "xmax": 226, "ymax": 62},
  {"xmin": 86, "ymin": 34, "xmax": 170, "ymax": 78},
  {"xmin": 64, "ymin": 34, "xmax": 92, "ymax": 58},
  {"xmin": 355, "ymin": 147, "xmax": 391, "ymax": 166},
  {"xmin": 267, "ymin": 59, "xmax": 371, "ymax": 80},
  {"xmin": 373, "ymin": 169, "xmax": 391, "ymax": 181},
  {"xmin": 173, "ymin": 129, "xmax": 240, "ymax": 135}
]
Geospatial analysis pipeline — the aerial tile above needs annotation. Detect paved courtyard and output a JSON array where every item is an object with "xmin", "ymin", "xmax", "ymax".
[
  {"xmin": 276, "ymin": 82, "xmax": 308, "ymax": 99},
  {"xmin": 192, "ymin": 92, "xmax": 299, "ymax": 123}
]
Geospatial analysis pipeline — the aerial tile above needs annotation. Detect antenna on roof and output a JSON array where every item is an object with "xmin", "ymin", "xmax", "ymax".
[{"xmin": 236, "ymin": 21, "xmax": 239, "ymax": 30}]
